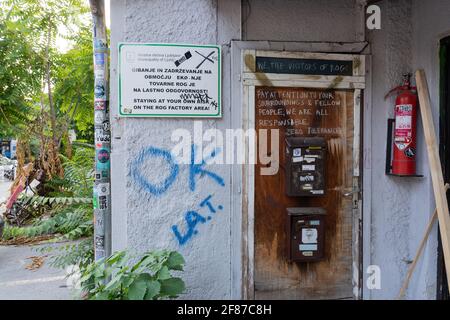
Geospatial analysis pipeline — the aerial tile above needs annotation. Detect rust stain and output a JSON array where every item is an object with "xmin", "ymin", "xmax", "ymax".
[
  {"xmin": 353, "ymin": 57, "xmax": 361, "ymax": 73},
  {"xmin": 328, "ymin": 76, "xmax": 344, "ymax": 89},
  {"xmin": 244, "ymin": 54, "xmax": 256, "ymax": 73}
]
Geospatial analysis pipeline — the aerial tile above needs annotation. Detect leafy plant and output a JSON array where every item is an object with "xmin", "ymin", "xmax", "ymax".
[
  {"xmin": 79, "ymin": 250, "xmax": 186, "ymax": 300},
  {"xmin": 47, "ymin": 145, "xmax": 95, "ymax": 198},
  {"xmin": 2, "ymin": 206, "xmax": 93, "ymax": 240},
  {"xmin": 39, "ymin": 238, "xmax": 94, "ymax": 269}
]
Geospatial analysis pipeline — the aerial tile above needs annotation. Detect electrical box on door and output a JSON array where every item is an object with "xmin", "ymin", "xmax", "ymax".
[
  {"xmin": 285, "ymin": 137, "xmax": 326, "ymax": 196},
  {"xmin": 287, "ymin": 207, "xmax": 326, "ymax": 262}
]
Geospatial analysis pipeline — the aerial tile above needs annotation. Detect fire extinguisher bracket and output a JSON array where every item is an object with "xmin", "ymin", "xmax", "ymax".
[{"xmin": 385, "ymin": 118, "xmax": 423, "ymax": 177}]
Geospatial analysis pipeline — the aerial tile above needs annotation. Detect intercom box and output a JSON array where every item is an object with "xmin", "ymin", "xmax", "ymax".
[
  {"xmin": 285, "ymin": 137, "xmax": 326, "ymax": 196},
  {"xmin": 286, "ymin": 207, "xmax": 326, "ymax": 262}
]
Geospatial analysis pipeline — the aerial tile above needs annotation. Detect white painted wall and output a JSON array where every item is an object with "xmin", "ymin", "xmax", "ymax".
[
  {"xmin": 243, "ymin": 0, "xmax": 362, "ymax": 42},
  {"xmin": 362, "ymin": 0, "xmax": 450, "ymax": 300},
  {"xmin": 364, "ymin": 0, "xmax": 429, "ymax": 300},
  {"xmin": 110, "ymin": 0, "xmax": 449, "ymax": 299},
  {"xmin": 110, "ymin": 0, "xmax": 241, "ymax": 299},
  {"xmin": 410, "ymin": 0, "xmax": 450, "ymax": 299}
]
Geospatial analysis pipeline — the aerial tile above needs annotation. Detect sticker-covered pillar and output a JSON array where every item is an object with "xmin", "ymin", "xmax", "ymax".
[{"xmin": 90, "ymin": 0, "xmax": 111, "ymax": 261}]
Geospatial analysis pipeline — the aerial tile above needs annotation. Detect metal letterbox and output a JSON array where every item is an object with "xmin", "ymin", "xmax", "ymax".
[
  {"xmin": 286, "ymin": 207, "xmax": 326, "ymax": 262},
  {"xmin": 285, "ymin": 137, "xmax": 326, "ymax": 196}
]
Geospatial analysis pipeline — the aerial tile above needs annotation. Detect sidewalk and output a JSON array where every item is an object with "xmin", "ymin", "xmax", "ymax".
[
  {"xmin": 0, "ymin": 179, "xmax": 74, "ymax": 300},
  {"xmin": 0, "ymin": 178, "xmax": 11, "ymax": 204},
  {"xmin": 0, "ymin": 243, "xmax": 74, "ymax": 300}
]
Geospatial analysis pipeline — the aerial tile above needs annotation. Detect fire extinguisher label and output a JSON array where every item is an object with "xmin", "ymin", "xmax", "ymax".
[
  {"xmin": 404, "ymin": 147, "xmax": 415, "ymax": 158},
  {"xmin": 395, "ymin": 115, "xmax": 412, "ymax": 131},
  {"xmin": 395, "ymin": 104, "xmax": 413, "ymax": 150}
]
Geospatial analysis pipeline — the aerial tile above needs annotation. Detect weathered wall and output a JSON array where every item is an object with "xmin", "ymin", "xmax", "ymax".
[
  {"xmin": 410, "ymin": 0, "xmax": 450, "ymax": 299},
  {"xmin": 110, "ymin": 0, "xmax": 449, "ymax": 300},
  {"xmin": 364, "ymin": 0, "xmax": 450, "ymax": 300},
  {"xmin": 110, "ymin": 0, "xmax": 362, "ymax": 299},
  {"xmin": 110, "ymin": 0, "xmax": 233, "ymax": 299},
  {"xmin": 243, "ymin": 0, "xmax": 361, "ymax": 42},
  {"xmin": 365, "ymin": 0, "xmax": 420, "ymax": 300}
]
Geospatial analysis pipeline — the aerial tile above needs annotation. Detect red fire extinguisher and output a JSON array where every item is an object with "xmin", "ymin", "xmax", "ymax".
[{"xmin": 385, "ymin": 73, "xmax": 418, "ymax": 175}]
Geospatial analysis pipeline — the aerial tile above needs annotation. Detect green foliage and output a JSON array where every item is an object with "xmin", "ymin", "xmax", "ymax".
[
  {"xmin": 39, "ymin": 238, "xmax": 94, "ymax": 270},
  {"xmin": 53, "ymin": 26, "xmax": 95, "ymax": 140},
  {"xmin": 47, "ymin": 146, "xmax": 95, "ymax": 198},
  {"xmin": 0, "ymin": 2, "xmax": 43, "ymax": 134},
  {"xmin": 0, "ymin": 0, "xmax": 94, "ymax": 140},
  {"xmin": 1, "ymin": 146, "xmax": 94, "ymax": 242},
  {"xmin": 80, "ymin": 250, "xmax": 186, "ymax": 300},
  {"xmin": 1, "ymin": 145, "xmax": 95, "ymax": 274},
  {"xmin": 2, "ymin": 206, "xmax": 93, "ymax": 240},
  {"xmin": 22, "ymin": 195, "xmax": 92, "ymax": 206}
]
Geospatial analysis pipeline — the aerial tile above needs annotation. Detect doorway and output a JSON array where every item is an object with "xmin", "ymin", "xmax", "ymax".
[
  {"xmin": 438, "ymin": 35, "xmax": 450, "ymax": 300},
  {"xmin": 239, "ymin": 49, "xmax": 366, "ymax": 299}
]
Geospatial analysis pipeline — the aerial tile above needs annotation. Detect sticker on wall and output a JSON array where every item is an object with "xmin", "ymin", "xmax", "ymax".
[
  {"xmin": 95, "ymin": 235, "xmax": 105, "ymax": 249},
  {"xmin": 96, "ymin": 147, "xmax": 110, "ymax": 170},
  {"xmin": 94, "ymin": 212, "xmax": 105, "ymax": 234},
  {"xmin": 95, "ymin": 101, "xmax": 107, "ymax": 110},
  {"xmin": 94, "ymin": 79, "xmax": 106, "ymax": 101},
  {"xmin": 94, "ymin": 38, "xmax": 107, "ymax": 49},
  {"xmin": 94, "ymin": 53, "xmax": 105, "ymax": 67},
  {"xmin": 299, "ymin": 244, "xmax": 318, "ymax": 251},
  {"xmin": 301, "ymin": 228, "xmax": 318, "ymax": 244},
  {"xmin": 102, "ymin": 120, "xmax": 110, "ymax": 131},
  {"xmin": 404, "ymin": 147, "xmax": 415, "ymax": 158},
  {"xmin": 96, "ymin": 183, "xmax": 110, "ymax": 196},
  {"xmin": 94, "ymin": 111, "xmax": 105, "ymax": 124},
  {"xmin": 95, "ymin": 169, "xmax": 109, "ymax": 180},
  {"xmin": 299, "ymin": 174, "xmax": 314, "ymax": 182},
  {"xmin": 95, "ymin": 128, "xmax": 111, "ymax": 144},
  {"xmin": 95, "ymin": 69, "xmax": 105, "ymax": 79},
  {"xmin": 98, "ymin": 194, "xmax": 108, "ymax": 210}
]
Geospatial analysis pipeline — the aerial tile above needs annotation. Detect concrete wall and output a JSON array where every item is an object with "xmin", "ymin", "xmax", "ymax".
[
  {"xmin": 243, "ymin": 0, "xmax": 362, "ymax": 42},
  {"xmin": 410, "ymin": 0, "xmax": 450, "ymax": 299},
  {"xmin": 363, "ymin": 0, "xmax": 450, "ymax": 300},
  {"xmin": 110, "ymin": 0, "xmax": 449, "ymax": 299},
  {"xmin": 110, "ymin": 0, "xmax": 234, "ymax": 299},
  {"xmin": 364, "ymin": 0, "xmax": 431, "ymax": 300}
]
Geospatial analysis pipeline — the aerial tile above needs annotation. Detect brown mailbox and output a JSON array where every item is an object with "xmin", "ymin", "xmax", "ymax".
[
  {"xmin": 285, "ymin": 137, "xmax": 326, "ymax": 197},
  {"xmin": 287, "ymin": 207, "xmax": 326, "ymax": 262}
]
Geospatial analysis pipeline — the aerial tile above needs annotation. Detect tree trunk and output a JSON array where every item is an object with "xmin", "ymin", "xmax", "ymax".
[{"xmin": 45, "ymin": 17, "xmax": 57, "ymax": 145}]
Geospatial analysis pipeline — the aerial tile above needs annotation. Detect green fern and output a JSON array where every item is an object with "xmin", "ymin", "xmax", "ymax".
[
  {"xmin": 21, "ymin": 195, "xmax": 92, "ymax": 206},
  {"xmin": 2, "ymin": 206, "xmax": 93, "ymax": 240},
  {"xmin": 38, "ymin": 238, "xmax": 94, "ymax": 269}
]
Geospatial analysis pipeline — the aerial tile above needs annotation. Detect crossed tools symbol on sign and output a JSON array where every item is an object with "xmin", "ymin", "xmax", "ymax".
[{"xmin": 195, "ymin": 50, "xmax": 215, "ymax": 69}]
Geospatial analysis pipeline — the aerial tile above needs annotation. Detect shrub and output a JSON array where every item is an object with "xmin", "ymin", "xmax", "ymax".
[{"xmin": 79, "ymin": 250, "xmax": 186, "ymax": 300}]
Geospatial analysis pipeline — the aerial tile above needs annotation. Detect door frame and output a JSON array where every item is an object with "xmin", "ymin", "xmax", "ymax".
[
  {"xmin": 229, "ymin": 41, "xmax": 371, "ymax": 300},
  {"xmin": 438, "ymin": 35, "xmax": 450, "ymax": 300}
]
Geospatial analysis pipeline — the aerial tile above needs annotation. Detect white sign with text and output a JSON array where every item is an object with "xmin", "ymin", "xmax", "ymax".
[{"xmin": 119, "ymin": 43, "xmax": 221, "ymax": 118}]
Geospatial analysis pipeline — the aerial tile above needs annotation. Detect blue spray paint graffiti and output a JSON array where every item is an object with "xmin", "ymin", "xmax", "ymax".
[
  {"xmin": 189, "ymin": 144, "xmax": 225, "ymax": 191},
  {"xmin": 171, "ymin": 194, "xmax": 223, "ymax": 245},
  {"xmin": 131, "ymin": 144, "xmax": 224, "ymax": 195},
  {"xmin": 130, "ymin": 144, "xmax": 225, "ymax": 245},
  {"xmin": 130, "ymin": 146, "xmax": 179, "ymax": 196},
  {"xmin": 171, "ymin": 211, "xmax": 206, "ymax": 245}
]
